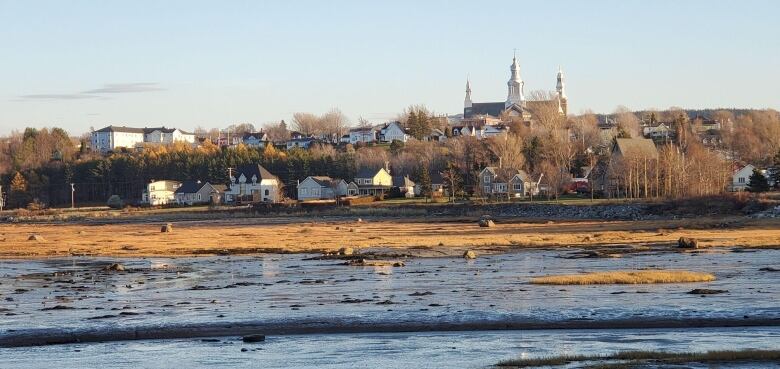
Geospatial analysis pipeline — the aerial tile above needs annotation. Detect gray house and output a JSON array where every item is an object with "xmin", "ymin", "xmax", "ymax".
[
  {"xmin": 297, "ymin": 176, "xmax": 349, "ymax": 201},
  {"xmin": 174, "ymin": 181, "xmax": 227, "ymax": 205}
]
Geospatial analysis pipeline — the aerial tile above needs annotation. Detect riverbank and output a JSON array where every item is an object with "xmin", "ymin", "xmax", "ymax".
[{"xmin": 0, "ymin": 215, "xmax": 778, "ymax": 258}]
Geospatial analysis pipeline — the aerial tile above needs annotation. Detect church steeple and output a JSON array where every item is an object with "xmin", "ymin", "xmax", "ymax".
[
  {"xmin": 556, "ymin": 66, "xmax": 568, "ymax": 116},
  {"xmin": 464, "ymin": 78, "xmax": 472, "ymax": 109},
  {"xmin": 506, "ymin": 53, "xmax": 524, "ymax": 108},
  {"xmin": 556, "ymin": 66, "xmax": 566, "ymax": 99}
]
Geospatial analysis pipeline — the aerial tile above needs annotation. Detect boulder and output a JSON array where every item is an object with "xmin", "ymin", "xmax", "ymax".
[
  {"xmin": 687, "ymin": 288, "xmax": 728, "ymax": 295},
  {"xmin": 677, "ymin": 237, "xmax": 698, "ymax": 249},
  {"xmin": 478, "ymin": 216, "xmax": 495, "ymax": 228},
  {"xmin": 338, "ymin": 247, "xmax": 354, "ymax": 256},
  {"xmin": 103, "ymin": 263, "xmax": 126, "ymax": 272},
  {"xmin": 28, "ymin": 234, "xmax": 45, "ymax": 241},
  {"xmin": 242, "ymin": 334, "xmax": 266, "ymax": 343},
  {"xmin": 463, "ymin": 250, "xmax": 477, "ymax": 259},
  {"xmin": 161, "ymin": 223, "xmax": 173, "ymax": 233}
]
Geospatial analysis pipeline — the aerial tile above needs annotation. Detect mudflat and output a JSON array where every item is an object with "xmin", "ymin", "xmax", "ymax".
[{"xmin": 1, "ymin": 216, "xmax": 778, "ymax": 258}]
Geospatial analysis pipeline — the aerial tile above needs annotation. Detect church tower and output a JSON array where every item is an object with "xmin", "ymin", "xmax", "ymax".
[
  {"xmin": 556, "ymin": 66, "xmax": 568, "ymax": 116},
  {"xmin": 464, "ymin": 78, "xmax": 472, "ymax": 109},
  {"xmin": 506, "ymin": 54, "xmax": 524, "ymax": 108}
]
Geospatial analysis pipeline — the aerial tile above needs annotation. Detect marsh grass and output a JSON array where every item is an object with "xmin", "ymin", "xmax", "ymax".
[
  {"xmin": 496, "ymin": 349, "xmax": 780, "ymax": 368},
  {"xmin": 530, "ymin": 269, "xmax": 715, "ymax": 285}
]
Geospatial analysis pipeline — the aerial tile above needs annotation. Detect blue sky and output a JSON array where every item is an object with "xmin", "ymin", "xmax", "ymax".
[{"xmin": 1, "ymin": 0, "xmax": 778, "ymax": 135}]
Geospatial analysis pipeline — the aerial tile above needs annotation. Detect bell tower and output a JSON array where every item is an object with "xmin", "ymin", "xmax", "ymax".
[{"xmin": 506, "ymin": 53, "xmax": 524, "ymax": 108}]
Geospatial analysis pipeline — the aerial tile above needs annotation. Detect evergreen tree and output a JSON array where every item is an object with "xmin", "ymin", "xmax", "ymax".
[
  {"xmin": 413, "ymin": 165, "xmax": 432, "ymax": 199},
  {"xmin": 9, "ymin": 171, "xmax": 29, "ymax": 208},
  {"xmin": 747, "ymin": 168, "xmax": 770, "ymax": 193},
  {"xmin": 389, "ymin": 139, "xmax": 404, "ymax": 155}
]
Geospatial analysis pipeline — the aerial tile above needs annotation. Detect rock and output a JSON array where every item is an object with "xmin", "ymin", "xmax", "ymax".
[
  {"xmin": 161, "ymin": 223, "xmax": 173, "ymax": 233},
  {"xmin": 463, "ymin": 250, "xmax": 477, "ymax": 259},
  {"xmin": 103, "ymin": 263, "xmax": 126, "ymax": 272},
  {"xmin": 759, "ymin": 267, "xmax": 780, "ymax": 272},
  {"xmin": 347, "ymin": 259, "xmax": 404, "ymax": 267},
  {"xmin": 677, "ymin": 237, "xmax": 698, "ymax": 249},
  {"xmin": 478, "ymin": 216, "xmax": 495, "ymax": 228},
  {"xmin": 28, "ymin": 234, "xmax": 45, "ymax": 241},
  {"xmin": 242, "ymin": 334, "xmax": 266, "ymax": 343},
  {"xmin": 687, "ymin": 288, "xmax": 728, "ymax": 295},
  {"xmin": 338, "ymin": 247, "xmax": 354, "ymax": 256}
]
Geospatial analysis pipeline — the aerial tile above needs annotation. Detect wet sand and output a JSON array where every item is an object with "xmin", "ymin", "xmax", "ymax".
[{"xmin": 0, "ymin": 216, "xmax": 778, "ymax": 258}]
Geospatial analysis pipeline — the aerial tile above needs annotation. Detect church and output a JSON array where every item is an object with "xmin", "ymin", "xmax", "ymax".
[{"xmin": 462, "ymin": 56, "xmax": 567, "ymax": 124}]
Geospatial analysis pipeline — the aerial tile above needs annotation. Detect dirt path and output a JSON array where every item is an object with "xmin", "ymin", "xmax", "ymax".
[{"xmin": 0, "ymin": 216, "xmax": 778, "ymax": 258}]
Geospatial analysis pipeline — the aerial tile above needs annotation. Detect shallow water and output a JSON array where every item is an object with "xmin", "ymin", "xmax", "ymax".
[
  {"xmin": 1, "ymin": 249, "xmax": 778, "ymax": 333},
  {"xmin": 2, "ymin": 327, "xmax": 779, "ymax": 368},
  {"xmin": 0, "ymin": 248, "xmax": 778, "ymax": 367}
]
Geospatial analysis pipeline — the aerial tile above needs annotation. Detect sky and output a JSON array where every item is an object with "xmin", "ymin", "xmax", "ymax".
[{"xmin": 1, "ymin": 0, "xmax": 779, "ymax": 135}]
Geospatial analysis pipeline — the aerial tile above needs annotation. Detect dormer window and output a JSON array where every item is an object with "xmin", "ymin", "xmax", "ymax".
[{"xmin": 251, "ymin": 175, "xmax": 258, "ymax": 184}]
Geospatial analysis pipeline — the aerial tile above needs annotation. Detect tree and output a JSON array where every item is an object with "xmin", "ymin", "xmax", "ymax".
[
  {"xmin": 389, "ymin": 139, "xmax": 404, "ymax": 155},
  {"xmin": 405, "ymin": 105, "xmax": 432, "ymax": 140},
  {"xmin": 413, "ymin": 164, "xmax": 432, "ymax": 200},
  {"xmin": 9, "ymin": 171, "xmax": 29, "ymax": 208},
  {"xmin": 442, "ymin": 161, "xmax": 461, "ymax": 201},
  {"xmin": 747, "ymin": 168, "xmax": 770, "ymax": 192},
  {"xmin": 614, "ymin": 106, "xmax": 641, "ymax": 138}
]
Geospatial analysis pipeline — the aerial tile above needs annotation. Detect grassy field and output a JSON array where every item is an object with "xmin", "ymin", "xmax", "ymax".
[
  {"xmin": 496, "ymin": 349, "xmax": 780, "ymax": 368},
  {"xmin": 530, "ymin": 270, "xmax": 716, "ymax": 285}
]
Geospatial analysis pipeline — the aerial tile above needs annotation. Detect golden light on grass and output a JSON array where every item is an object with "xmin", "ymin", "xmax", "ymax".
[{"xmin": 530, "ymin": 270, "xmax": 715, "ymax": 285}]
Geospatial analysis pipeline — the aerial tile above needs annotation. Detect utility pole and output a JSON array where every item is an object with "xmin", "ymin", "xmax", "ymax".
[
  {"xmin": 0, "ymin": 185, "xmax": 4, "ymax": 211},
  {"xmin": 70, "ymin": 183, "xmax": 75, "ymax": 209}
]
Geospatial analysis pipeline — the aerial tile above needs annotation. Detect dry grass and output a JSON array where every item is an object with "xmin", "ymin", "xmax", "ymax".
[
  {"xmin": 0, "ymin": 216, "xmax": 778, "ymax": 258},
  {"xmin": 496, "ymin": 349, "xmax": 780, "ymax": 368},
  {"xmin": 530, "ymin": 270, "xmax": 715, "ymax": 285}
]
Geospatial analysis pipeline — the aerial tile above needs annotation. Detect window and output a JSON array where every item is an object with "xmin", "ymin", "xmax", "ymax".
[
  {"xmin": 738, "ymin": 177, "xmax": 745, "ymax": 183},
  {"xmin": 301, "ymin": 188, "xmax": 308, "ymax": 195},
  {"xmin": 483, "ymin": 186, "xmax": 490, "ymax": 193},
  {"xmin": 513, "ymin": 183, "xmax": 522, "ymax": 191},
  {"xmin": 484, "ymin": 175, "xmax": 491, "ymax": 183},
  {"xmin": 197, "ymin": 194, "xmax": 201, "ymax": 200},
  {"xmin": 264, "ymin": 189, "xmax": 270, "ymax": 196}
]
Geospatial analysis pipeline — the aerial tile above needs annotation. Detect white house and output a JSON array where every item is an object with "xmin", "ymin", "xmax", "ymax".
[
  {"xmin": 174, "ymin": 181, "xmax": 227, "ymax": 205},
  {"xmin": 91, "ymin": 126, "xmax": 146, "ymax": 152},
  {"xmin": 391, "ymin": 175, "xmax": 416, "ymax": 198},
  {"xmin": 286, "ymin": 138, "xmax": 317, "ymax": 150},
  {"xmin": 224, "ymin": 164, "xmax": 281, "ymax": 203},
  {"xmin": 144, "ymin": 127, "xmax": 196, "ymax": 145},
  {"xmin": 379, "ymin": 121, "xmax": 409, "ymax": 143},
  {"xmin": 349, "ymin": 127, "xmax": 376, "ymax": 144},
  {"xmin": 141, "ymin": 180, "xmax": 181, "ymax": 205},
  {"xmin": 91, "ymin": 126, "xmax": 195, "ymax": 152},
  {"xmin": 731, "ymin": 164, "xmax": 758, "ymax": 192},
  {"xmin": 297, "ymin": 176, "xmax": 348, "ymax": 201},
  {"xmin": 241, "ymin": 132, "xmax": 269, "ymax": 148}
]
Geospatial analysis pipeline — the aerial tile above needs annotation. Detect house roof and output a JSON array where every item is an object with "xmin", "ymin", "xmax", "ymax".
[
  {"xmin": 174, "ymin": 180, "xmax": 203, "ymax": 194},
  {"xmin": 233, "ymin": 164, "xmax": 278, "ymax": 184},
  {"xmin": 242, "ymin": 132, "xmax": 268, "ymax": 141},
  {"xmin": 483, "ymin": 167, "xmax": 529, "ymax": 182},
  {"xmin": 429, "ymin": 171, "xmax": 444, "ymax": 185},
  {"xmin": 209, "ymin": 184, "xmax": 228, "ymax": 193},
  {"xmin": 95, "ymin": 125, "xmax": 145, "ymax": 134},
  {"xmin": 392, "ymin": 175, "xmax": 415, "ymax": 187},
  {"xmin": 464, "ymin": 102, "xmax": 505, "ymax": 118},
  {"xmin": 355, "ymin": 167, "xmax": 385, "ymax": 179},
  {"xmin": 305, "ymin": 176, "xmax": 344, "ymax": 188},
  {"xmin": 613, "ymin": 138, "xmax": 658, "ymax": 158}
]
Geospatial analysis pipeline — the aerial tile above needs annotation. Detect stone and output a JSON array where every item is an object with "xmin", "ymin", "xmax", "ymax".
[
  {"xmin": 338, "ymin": 247, "xmax": 354, "ymax": 256},
  {"xmin": 28, "ymin": 234, "xmax": 45, "ymax": 241},
  {"xmin": 478, "ymin": 216, "xmax": 495, "ymax": 228},
  {"xmin": 161, "ymin": 223, "xmax": 173, "ymax": 233},
  {"xmin": 687, "ymin": 288, "xmax": 728, "ymax": 295},
  {"xmin": 242, "ymin": 334, "xmax": 266, "ymax": 343},
  {"xmin": 677, "ymin": 237, "xmax": 698, "ymax": 249},
  {"xmin": 103, "ymin": 263, "xmax": 126, "ymax": 272},
  {"xmin": 463, "ymin": 250, "xmax": 477, "ymax": 259}
]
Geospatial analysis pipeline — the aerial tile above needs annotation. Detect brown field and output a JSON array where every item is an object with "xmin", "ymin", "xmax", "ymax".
[
  {"xmin": 0, "ymin": 216, "xmax": 778, "ymax": 258},
  {"xmin": 530, "ymin": 270, "xmax": 716, "ymax": 285}
]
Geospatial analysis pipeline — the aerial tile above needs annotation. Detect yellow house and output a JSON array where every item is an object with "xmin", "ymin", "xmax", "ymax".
[{"xmin": 354, "ymin": 167, "xmax": 392, "ymax": 196}]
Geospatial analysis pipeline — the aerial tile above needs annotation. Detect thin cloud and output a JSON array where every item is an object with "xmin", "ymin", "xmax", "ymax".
[
  {"xmin": 82, "ymin": 83, "xmax": 164, "ymax": 94},
  {"xmin": 19, "ymin": 94, "xmax": 101, "ymax": 100}
]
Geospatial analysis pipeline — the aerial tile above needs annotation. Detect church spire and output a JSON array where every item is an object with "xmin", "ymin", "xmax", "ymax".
[
  {"xmin": 506, "ymin": 53, "xmax": 524, "ymax": 108},
  {"xmin": 556, "ymin": 66, "xmax": 566, "ymax": 100},
  {"xmin": 464, "ymin": 77, "xmax": 472, "ymax": 109}
]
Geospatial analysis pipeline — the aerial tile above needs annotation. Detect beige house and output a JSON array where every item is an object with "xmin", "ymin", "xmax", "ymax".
[
  {"xmin": 142, "ymin": 180, "xmax": 181, "ymax": 205},
  {"xmin": 297, "ymin": 176, "xmax": 349, "ymax": 201},
  {"xmin": 354, "ymin": 167, "xmax": 392, "ymax": 196},
  {"xmin": 225, "ymin": 164, "xmax": 281, "ymax": 203},
  {"xmin": 478, "ymin": 167, "xmax": 535, "ymax": 198},
  {"xmin": 174, "ymin": 181, "xmax": 227, "ymax": 205}
]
